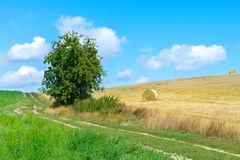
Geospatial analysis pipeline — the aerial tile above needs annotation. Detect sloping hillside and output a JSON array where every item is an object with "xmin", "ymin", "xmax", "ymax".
[{"xmin": 96, "ymin": 75, "xmax": 240, "ymax": 124}]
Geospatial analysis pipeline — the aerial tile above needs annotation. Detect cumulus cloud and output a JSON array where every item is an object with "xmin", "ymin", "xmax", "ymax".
[
  {"xmin": 55, "ymin": 16, "xmax": 125, "ymax": 58},
  {"xmin": 0, "ymin": 66, "xmax": 43, "ymax": 88},
  {"xmin": 139, "ymin": 44, "xmax": 226, "ymax": 71},
  {"xmin": 138, "ymin": 55, "xmax": 164, "ymax": 70},
  {"xmin": 8, "ymin": 37, "xmax": 50, "ymax": 60},
  {"xmin": 117, "ymin": 69, "xmax": 132, "ymax": 81},
  {"xmin": 136, "ymin": 76, "xmax": 150, "ymax": 84}
]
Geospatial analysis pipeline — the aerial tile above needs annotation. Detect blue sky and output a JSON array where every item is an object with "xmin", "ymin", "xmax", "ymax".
[{"xmin": 0, "ymin": 0, "xmax": 239, "ymax": 91}]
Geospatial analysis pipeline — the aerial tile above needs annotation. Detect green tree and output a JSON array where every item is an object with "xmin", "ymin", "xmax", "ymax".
[{"xmin": 42, "ymin": 32, "xmax": 105, "ymax": 105}]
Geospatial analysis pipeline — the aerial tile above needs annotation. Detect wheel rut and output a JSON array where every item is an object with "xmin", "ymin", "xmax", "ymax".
[{"xmin": 13, "ymin": 105, "xmax": 240, "ymax": 160}]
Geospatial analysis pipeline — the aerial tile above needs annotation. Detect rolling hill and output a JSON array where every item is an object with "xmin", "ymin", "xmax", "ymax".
[
  {"xmin": 96, "ymin": 74, "xmax": 240, "ymax": 124},
  {"xmin": 1, "ymin": 74, "xmax": 240, "ymax": 160}
]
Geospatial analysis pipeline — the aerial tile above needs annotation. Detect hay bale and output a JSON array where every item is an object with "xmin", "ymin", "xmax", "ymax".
[
  {"xmin": 142, "ymin": 89, "xmax": 158, "ymax": 101},
  {"xmin": 229, "ymin": 69, "xmax": 237, "ymax": 75}
]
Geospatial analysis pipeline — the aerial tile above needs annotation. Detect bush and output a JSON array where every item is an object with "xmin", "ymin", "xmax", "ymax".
[{"xmin": 73, "ymin": 95, "xmax": 123, "ymax": 114}]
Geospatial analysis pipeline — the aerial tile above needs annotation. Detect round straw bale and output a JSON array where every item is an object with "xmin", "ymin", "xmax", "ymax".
[
  {"xmin": 142, "ymin": 89, "xmax": 158, "ymax": 101},
  {"xmin": 229, "ymin": 69, "xmax": 237, "ymax": 75}
]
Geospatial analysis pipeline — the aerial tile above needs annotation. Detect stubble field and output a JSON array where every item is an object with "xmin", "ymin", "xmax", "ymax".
[{"xmin": 96, "ymin": 74, "xmax": 240, "ymax": 140}]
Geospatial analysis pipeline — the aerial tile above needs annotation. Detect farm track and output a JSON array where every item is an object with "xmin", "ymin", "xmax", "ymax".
[
  {"xmin": 13, "ymin": 103, "xmax": 240, "ymax": 159},
  {"xmin": 14, "ymin": 104, "xmax": 191, "ymax": 160},
  {"xmin": 23, "ymin": 92, "xmax": 27, "ymax": 99},
  {"xmin": 15, "ymin": 92, "xmax": 240, "ymax": 159}
]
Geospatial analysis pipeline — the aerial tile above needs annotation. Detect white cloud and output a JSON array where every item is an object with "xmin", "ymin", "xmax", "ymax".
[
  {"xmin": 138, "ymin": 55, "xmax": 164, "ymax": 70},
  {"xmin": 8, "ymin": 37, "xmax": 50, "ymax": 60},
  {"xmin": 136, "ymin": 76, "xmax": 150, "ymax": 84},
  {"xmin": 117, "ymin": 69, "xmax": 132, "ymax": 81},
  {"xmin": 56, "ymin": 16, "xmax": 125, "ymax": 58},
  {"xmin": 139, "ymin": 44, "xmax": 226, "ymax": 71},
  {"xmin": 0, "ymin": 66, "xmax": 43, "ymax": 88},
  {"xmin": 145, "ymin": 56, "xmax": 164, "ymax": 70}
]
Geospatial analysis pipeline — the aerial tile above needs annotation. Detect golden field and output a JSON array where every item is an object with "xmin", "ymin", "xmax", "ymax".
[{"xmin": 96, "ymin": 74, "xmax": 240, "ymax": 140}]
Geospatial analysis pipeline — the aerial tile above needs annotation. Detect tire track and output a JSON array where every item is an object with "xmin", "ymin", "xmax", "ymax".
[
  {"xmin": 14, "ymin": 105, "xmax": 240, "ymax": 159},
  {"xmin": 13, "ymin": 106, "xmax": 80, "ymax": 130},
  {"xmin": 15, "ymin": 105, "xmax": 191, "ymax": 160},
  {"xmin": 73, "ymin": 117, "xmax": 240, "ymax": 159},
  {"xmin": 23, "ymin": 92, "xmax": 27, "ymax": 99}
]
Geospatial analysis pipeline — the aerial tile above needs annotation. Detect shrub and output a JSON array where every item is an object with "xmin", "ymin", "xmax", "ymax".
[{"xmin": 73, "ymin": 95, "xmax": 123, "ymax": 114}]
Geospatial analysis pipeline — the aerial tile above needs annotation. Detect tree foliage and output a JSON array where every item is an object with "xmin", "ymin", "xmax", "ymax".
[{"xmin": 42, "ymin": 32, "xmax": 105, "ymax": 105}]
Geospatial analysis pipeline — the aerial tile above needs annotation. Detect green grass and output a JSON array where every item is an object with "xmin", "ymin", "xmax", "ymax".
[
  {"xmin": 2, "ymin": 90, "xmax": 240, "ymax": 159},
  {"xmin": 0, "ymin": 91, "xmax": 170, "ymax": 159},
  {"xmin": 50, "ymin": 114, "xmax": 240, "ymax": 160},
  {"xmin": 0, "ymin": 91, "xmax": 25, "ymax": 112},
  {"xmin": 0, "ymin": 114, "xmax": 170, "ymax": 160}
]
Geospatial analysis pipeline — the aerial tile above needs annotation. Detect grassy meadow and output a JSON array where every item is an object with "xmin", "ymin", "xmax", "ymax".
[
  {"xmin": 0, "ymin": 91, "xmax": 25, "ymax": 112},
  {"xmin": 0, "ymin": 91, "xmax": 171, "ymax": 159},
  {"xmin": 0, "ymin": 114, "xmax": 170, "ymax": 160}
]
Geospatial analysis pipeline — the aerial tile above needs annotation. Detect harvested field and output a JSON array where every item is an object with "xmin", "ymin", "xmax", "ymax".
[{"xmin": 95, "ymin": 75, "xmax": 240, "ymax": 140}]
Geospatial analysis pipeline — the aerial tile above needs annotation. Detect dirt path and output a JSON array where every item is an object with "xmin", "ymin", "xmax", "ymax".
[
  {"xmin": 72, "ymin": 117, "xmax": 240, "ymax": 159},
  {"xmin": 13, "ymin": 106, "xmax": 26, "ymax": 115},
  {"xmin": 14, "ymin": 105, "xmax": 240, "ymax": 159},
  {"xmin": 143, "ymin": 146, "xmax": 192, "ymax": 160},
  {"xmin": 14, "ymin": 105, "xmax": 191, "ymax": 160},
  {"xmin": 23, "ymin": 92, "xmax": 27, "ymax": 99},
  {"xmin": 14, "ymin": 106, "xmax": 81, "ymax": 130},
  {"xmin": 29, "ymin": 93, "xmax": 34, "ymax": 99}
]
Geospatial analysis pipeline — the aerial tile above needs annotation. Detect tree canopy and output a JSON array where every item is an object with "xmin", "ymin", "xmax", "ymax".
[{"xmin": 42, "ymin": 32, "xmax": 105, "ymax": 105}]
